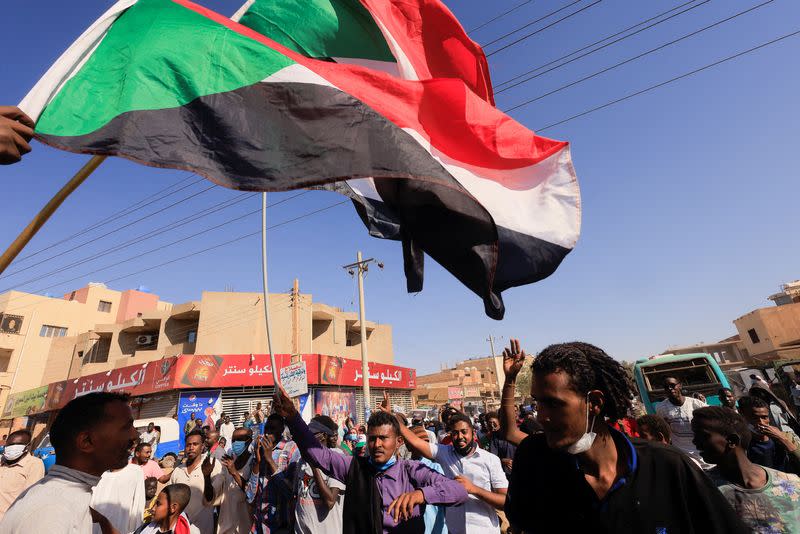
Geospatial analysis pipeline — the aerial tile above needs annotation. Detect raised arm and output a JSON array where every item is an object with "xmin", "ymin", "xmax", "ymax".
[
  {"xmin": 273, "ymin": 386, "xmax": 352, "ymax": 482},
  {"xmin": 377, "ymin": 391, "xmax": 434, "ymax": 461},
  {"xmin": 500, "ymin": 339, "xmax": 529, "ymax": 447}
]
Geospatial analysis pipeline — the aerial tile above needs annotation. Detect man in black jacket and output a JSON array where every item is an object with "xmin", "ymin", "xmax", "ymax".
[{"xmin": 499, "ymin": 339, "xmax": 748, "ymax": 533}]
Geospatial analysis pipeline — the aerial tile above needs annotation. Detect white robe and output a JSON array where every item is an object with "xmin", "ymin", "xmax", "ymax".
[{"xmin": 91, "ymin": 463, "xmax": 147, "ymax": 534}]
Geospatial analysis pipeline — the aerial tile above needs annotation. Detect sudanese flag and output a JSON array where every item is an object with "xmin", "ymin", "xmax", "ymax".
[{"xmin": 21, "ymin": 0, "xmax": 581, "ymax": 319}]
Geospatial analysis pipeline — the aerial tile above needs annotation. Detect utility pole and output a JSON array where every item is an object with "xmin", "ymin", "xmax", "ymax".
[
  {"xmin": 343, "ymin": 252, "xmax": 383, "ymax": 423},
  {"xmin": 486, "ymin": 334, "xmax": 498, "ymax": 358},
  {"xmin": 487, "ymin": 334, "xmax": 504, "ymax": 408},
  {"xmin": 291, "ymin": 278, "xmax": 300, "ymax": 363}
]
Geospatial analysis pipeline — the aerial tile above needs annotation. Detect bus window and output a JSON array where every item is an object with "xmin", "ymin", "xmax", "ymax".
[{"xmin": 635, "ymin": 354, "xmax": 729, "ymax": 413}]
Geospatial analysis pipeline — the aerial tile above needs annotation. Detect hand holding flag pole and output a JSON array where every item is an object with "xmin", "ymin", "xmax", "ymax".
[{"xmin": 0, "ymin": 155, "xmax": 106, "ymax": 275}]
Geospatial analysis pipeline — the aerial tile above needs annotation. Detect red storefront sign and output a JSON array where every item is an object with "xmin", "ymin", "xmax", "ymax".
[
  {"xmin": 38, "ymin": 354, "xmax": 415, "ymax": 412},
  {"xmin": 172, "ymin": 354, "xmax": 320, "ymax": 388},
  {"xmin": 319, "ymin": 354, "xmax": 416, "ymax": 389},
  {"xmin": 54, "ymin": 356, "xmax": 179, "ymax": 409}
]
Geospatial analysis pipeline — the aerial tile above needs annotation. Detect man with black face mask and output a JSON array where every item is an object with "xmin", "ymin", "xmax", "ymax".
[
  {"xmin": 381, "ymin": 392, "xmax": 507, "ymax": 534},
  {"xmin": 0, "ymin": 430, "xmax": 44, "ymax": 522},
  {"xmin": 500, "ymin": 340, "xmax": 748, "ymax": 534}
]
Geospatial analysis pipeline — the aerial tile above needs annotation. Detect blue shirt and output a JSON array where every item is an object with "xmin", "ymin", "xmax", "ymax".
[{"xmin": 419, "ymin": 458, "xmax": 448, "ymax": 534}]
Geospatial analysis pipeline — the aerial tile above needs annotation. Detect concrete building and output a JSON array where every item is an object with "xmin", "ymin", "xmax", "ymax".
[
  {"xmin": 768, "ymin": 280, "xmax": 800, "ymax": 306},
  {"xmin": 413, "ymin": 355, "xmax": 504, "ymax": 413},
  {"xmin": 734, "ymin": 301, "xmax": 800, "ymax": 362},
  {"xmin": 0, "ymin": 282, "xmax": 394, "ymax": 415},
  {"xmin": 661, "ymin": 279, "xmax": 800, "ymax": 366},
  {"xmin": 661, "ymin": 335, "xmax": 748, "ymax": 369}
]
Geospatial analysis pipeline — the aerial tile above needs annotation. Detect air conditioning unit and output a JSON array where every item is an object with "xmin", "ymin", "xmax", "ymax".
[{"xmin": 136, "ymin": 334, "xmax": 157, "ymax": 345}]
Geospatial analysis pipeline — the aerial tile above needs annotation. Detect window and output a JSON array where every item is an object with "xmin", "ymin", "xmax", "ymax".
[
  {"xmin": 98, "ymin": 300, "xmax": 112, "ymax": 312},
  {"xmin": 39, "ymin": 324, "xmax": 68, "ymax": 337},
  {"xmin": 187, "ymin": 330, "xmax": 197, "ymax": 343},
  {"xmin": 0, "ymin": 349, "xmax": 12, "ymax": 372},
  {"xmin": 747, "ymin": 328, "xmax": 760, "ymax": 344},
  {"xmin": 77, "ymin": 351, "xmax": 84, "ymax": 360}
]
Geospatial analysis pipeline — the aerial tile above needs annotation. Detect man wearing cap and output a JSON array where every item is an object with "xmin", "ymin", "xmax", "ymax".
[{"xmin": 289, "ymin": 417, "xmax": 346, "ymax": 534}]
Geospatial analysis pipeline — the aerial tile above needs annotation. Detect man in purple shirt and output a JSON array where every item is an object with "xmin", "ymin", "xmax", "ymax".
[{"xmin": 273, "ymin": 387, "xmax": 467, "ymax": 534}]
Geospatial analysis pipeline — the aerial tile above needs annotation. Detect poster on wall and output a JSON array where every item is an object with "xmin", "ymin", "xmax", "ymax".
[
  {"xmin": 177, "ymin": 390, "xmax": 221, "ymax": 448},
  {"xmin": 314, "ymin": 390, "xmax": 355, "ymax": 430}
]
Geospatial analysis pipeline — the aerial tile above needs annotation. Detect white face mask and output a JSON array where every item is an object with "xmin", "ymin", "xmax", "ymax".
[
  {"xmin": 565, "ymin": 398, "xmax": 597, "ymax": 455},
  {"xmin": 2, "ymin": 444, "xmax": 27, "ymax": 462}
]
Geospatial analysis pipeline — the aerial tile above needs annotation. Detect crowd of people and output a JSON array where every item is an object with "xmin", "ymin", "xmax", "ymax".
[{"xmin": 1, "ymin": 339, "xmax": 800, "ymax": 533}]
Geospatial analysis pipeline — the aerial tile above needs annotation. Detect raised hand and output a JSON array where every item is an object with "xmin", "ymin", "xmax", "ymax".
[
  {"xmin": 387, "ymin": 489, "xmax": 425, "ymax": 523},
  {"xmin": 377, "ymin": 390, "xmax": 391, "ymax": 413},
  {"xmin": 0, "ymin": 106, "xmax": 34, "ymax": 165},
  {"xmin": 221, "ymin": 456, "xmax": 238, "ymax": 476},
  {"xmin": 201, "ymin": 454, "xmax": 216, "ymax": 477},
  {"xmin": 272, "ymin": 385, "xmax": 298, "ymax": 419},
  {"xmin": 502, "ymin": 338, "xmax": 527, "ymax": 381}
]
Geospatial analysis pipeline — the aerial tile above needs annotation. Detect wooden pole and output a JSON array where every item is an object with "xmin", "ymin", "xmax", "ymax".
[{"xmin": 0, "ymin": 155, "xmax": 106, "ymax": 275}]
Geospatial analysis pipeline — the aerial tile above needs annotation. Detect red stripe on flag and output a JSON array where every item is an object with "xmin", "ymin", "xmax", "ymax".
[
  {"xmin": 359, "ymin": 0, "xmax": 495, "ymax": 105},
  {"xmin": 171, "ymin": 0, "xmax": 567, "ymax": 175}
]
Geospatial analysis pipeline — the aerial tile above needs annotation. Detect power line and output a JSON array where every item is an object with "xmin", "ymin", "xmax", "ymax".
[
  {"xmin": 481, "ymin": 0, "xmax": 584, "ymax": 48},
  {"xmin": 494, "ymin": 0, "xmax": 708, "ymax": 91},
  {"xmin": 536, "ymin": 28, "xmax": 800, "ymax": 132},
  {"xmin": 503, "ymin": 0, "xmax": 776, "ymax": 112},
  {"xmin": 468, "ymin": 0, "xmax": 535, "ymax": 33},
  {"xmin": 0, "ymin": 183, "xmax": 218, "ymax": 279},
  {"xmin": 0, "ymin": 193, "xmax": 255, "ymax": 289},
  {"xmin": 485, "ymin": 0, "xmax": 603, "ymax": 57},
  {"xmin": 1, "ymin": 199, "xmax": 350, "ymax": 315},
  {"xmin": 13, "ymin": 175, "xmax": 205, "ymax": 264},
  {"xmin": 102, "ymin": 200, "xmax": 350, "ymax": 285}
]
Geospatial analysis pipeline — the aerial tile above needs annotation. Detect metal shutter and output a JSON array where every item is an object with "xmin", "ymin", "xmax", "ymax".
[
  {"xmin": 354, "ymin": 389, "xmax": 412, "ymax": 424},
  {"xmin": 221, "ymin": 387, "xmax": 275, "ymax": 427},
  {"xmin": 135, "ymin": 392, "xmax": 179, "ymax": 421}
]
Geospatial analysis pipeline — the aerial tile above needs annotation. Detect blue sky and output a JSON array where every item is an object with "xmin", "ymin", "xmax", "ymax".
[{"xmin": 2, "ymin": 0, "xmax": 798, "ymax": 373}]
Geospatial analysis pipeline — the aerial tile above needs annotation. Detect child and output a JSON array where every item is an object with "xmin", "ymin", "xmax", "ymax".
[
  {"xmin": 133, "ymin": 483, "xmax": 199, "ymax": 534},
  {"xmin": 142, "ymin": 477, "xmax": 159, "ymax": 524}
]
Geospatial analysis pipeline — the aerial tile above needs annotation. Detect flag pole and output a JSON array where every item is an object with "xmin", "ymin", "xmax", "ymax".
[
  {"xmin": 0, "ymin": 155, "xmax": 106, "ymax": 276},
  {"xmin": 261, "ymin": 192, "xmax": 280, "ymax": 387}
]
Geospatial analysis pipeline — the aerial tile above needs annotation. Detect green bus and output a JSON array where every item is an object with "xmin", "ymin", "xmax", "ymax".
[{"xmin": 634, "ymin": 353, "xmax": 731, "ymax": 414}]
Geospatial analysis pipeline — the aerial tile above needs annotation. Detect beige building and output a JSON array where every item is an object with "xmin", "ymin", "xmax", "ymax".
[
  {"xmin": 734, "ymin": 301, "xmax": 800, "ymax": 362},
  {"xmin": 1, "ymin": 281, "xmax": 393, "ymax": 414},
  {"xmin": 662, "ymin": 335, "xmax": 748, "ymax": 369},
  {"xmin": 661, "ymin": 279, "xmax": 800, "ymax": 367},
  {"xmin": 413, "ymin": 355, "xmax": 504, "ymax": 412}
]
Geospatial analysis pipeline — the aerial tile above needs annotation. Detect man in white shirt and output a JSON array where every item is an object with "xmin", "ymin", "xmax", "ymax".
[
  {"xmin": 91, "ymin": 462, "xmax": 147, "ymax": 534},
  {"xmin": 382, "ymin": 395, "xmax": 507, "ymax": 534},
  {"xmin": 290, "ymin": 418, "xmax": 346, "ymax": 534},
  {"xmin": 169, "ymin": 429, "xmax": 224, "ymax": 534},
  {"xmin": 0, "ymin": 392, "xmax": 140, "ymax": 534},
  {"xmin": 0, "ymin": 430, "xmax": 45, "ymax": 522},
  {"xmin": 139, "ymin": 422, "xmax": 159, "ymax": 458},
  {"xmin": 655, "ymin": 376, "xmax": 708, "ymax": 463},
  {"xmin": 219, "ymin": 415, "xmax": 235, "ymax": 453}
]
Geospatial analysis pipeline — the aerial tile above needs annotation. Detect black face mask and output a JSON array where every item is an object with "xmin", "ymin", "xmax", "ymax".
[{"xmin": 454, "ymin": 439, "xmax": 477, "ymax": 457}]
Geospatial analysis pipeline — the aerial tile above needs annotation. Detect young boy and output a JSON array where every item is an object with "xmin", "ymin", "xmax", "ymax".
[
  {"xmin": 133, "ymin": 484, "xmax": 199, "ymax": 534},
  {"xmin": 142, "ymin": 477, "xmax": 159, "ymax": 524}
]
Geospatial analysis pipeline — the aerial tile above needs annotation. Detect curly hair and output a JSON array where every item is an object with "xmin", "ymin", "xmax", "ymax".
[
  {"xmin": 692, "ymin": 406, "xmax": 752, "ymax": 449},
  {"xmin": 532, "ymin": 342, "xmax": 634, "ymax": 421}
]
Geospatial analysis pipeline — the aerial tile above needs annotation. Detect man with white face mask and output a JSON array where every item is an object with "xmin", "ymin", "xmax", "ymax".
[
  {"xmin": 499, "ymin": 340, "xmax": 749, "ymax": 534},
  {"xmin": 0, "ymin": 430, "xmax": 45, "ymax": 522}
]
